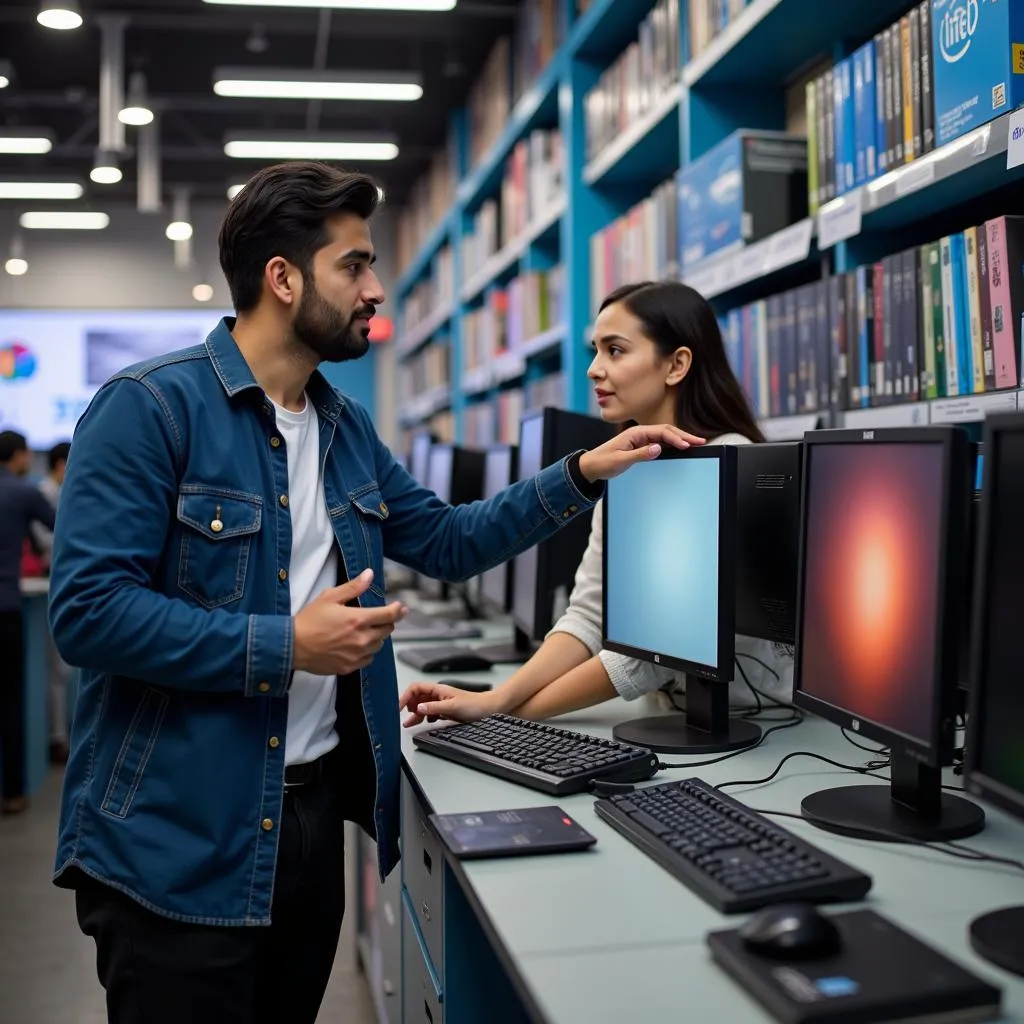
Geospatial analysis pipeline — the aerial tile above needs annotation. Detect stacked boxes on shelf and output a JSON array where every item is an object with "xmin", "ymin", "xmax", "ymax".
[
  {"xmin": 678, "ymin": 130, "xmax": 808, "ymax": 272},
  {"xmin": 396, "ymin": 140, "xmax": 456, "ymax": 274},
  {"xmin": 583, "ymin": 0, "xmax": 681, "ymax": 160},
  {"xmin": 807, "ymin": 0, "xmax": 1024, "ymax": 215},
  {"xmin": 398, "ymin": 245, "xmax": 453, "ymax": 341},
  {"xmin": 590, "ymin": 178, "xmax": 678, "ymax": 308},
  {"xmin": 720, "ymin": 215, "xmax": 1024, "ymax": 420},
  {"xmin": 688, "ymin": 0, "xmax": 753, "ymax": 60}
]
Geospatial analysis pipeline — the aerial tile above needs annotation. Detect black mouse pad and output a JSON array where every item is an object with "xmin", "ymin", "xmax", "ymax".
[
  {"xmin": 429, "ymin": 806, "xmax": 597, "ymax": 859},
  {"xmin": 707, "ymin": 909, "xmax": 1002, "ymax": 1023}
]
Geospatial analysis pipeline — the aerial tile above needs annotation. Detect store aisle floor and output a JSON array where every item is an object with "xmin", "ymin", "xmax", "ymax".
[{"xmin": 0, "ymin": 769, "xmax": 376, "ymax": 1024}]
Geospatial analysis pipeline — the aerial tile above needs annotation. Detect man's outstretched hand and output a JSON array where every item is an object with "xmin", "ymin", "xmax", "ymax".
[{"xmin": 578, "ymin": 424, "xmax": 705, "ymax": 483}]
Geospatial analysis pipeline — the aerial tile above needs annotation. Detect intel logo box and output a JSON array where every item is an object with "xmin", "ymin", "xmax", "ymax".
[
  {"xmin": 931, "ymin": 0, "xmax": 1024, "ymax": 147},
  {"xmin": 678, "ymin": 130, "xmax": 808, "ymax": 272}
]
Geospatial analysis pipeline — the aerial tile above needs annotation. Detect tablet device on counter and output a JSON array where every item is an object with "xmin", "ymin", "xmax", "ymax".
[{"xmin": 429, "ymin": 805, "xmax": 597, "ymax": 859}]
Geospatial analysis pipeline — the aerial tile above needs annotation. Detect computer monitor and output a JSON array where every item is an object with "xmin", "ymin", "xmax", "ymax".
[
  {"xmin": 603, "ymin": 445, "xmax": 758, "ymax": 756},
  {"xmin": 735, "ymin": 442, "xmax": 802, "ymax": 645},
  {"xmin": 420, "ymin": 444, "xmax": 486, "ymax": 600},
  {"xmin": 512, "ymin": 407, "xmax": 616, "ymax": 642},
  {"xmin": 794, "ymin": 426, "xmax": 984, "ymax": 843},
  {"xmin": 965, "ymin": 415, "xmax": 1024, "ymax": 978},
  {"xmin": 956, "ymin": 440, "xmax": 985, "ymax": 697},
  {"xmin": 478, "ymin": 445, "xmax": 518, "ymax": 615}
]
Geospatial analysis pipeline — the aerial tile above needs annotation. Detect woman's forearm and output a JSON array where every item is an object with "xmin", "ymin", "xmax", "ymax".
[
  {"xmin": 510, "ymin": 655, "xmax": 618, "ymax": 720},
  {"xmin": 489, "ymin": 631, "xmax": 594, "ymax": 714}
]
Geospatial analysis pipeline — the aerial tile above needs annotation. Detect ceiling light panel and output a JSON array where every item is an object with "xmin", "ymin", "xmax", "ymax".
[
  {"xmin": 204, "ymin": 0, "xmax": 455, "ymax": 10},
  {"xmin": 0, "ymin": 181, "xmax": 84, "ymax": 200},
  {"xmin": 214, "ymin": 68, "xmax": 422, "ymax": 101},
  {"xmin": 20, "ymin": 211, "xmax": 110, "ymax": 230},
  {"xmin": 0, "ymin": 129, "xmax": 54, "ymax": 155},
  {"xmin": 223, "ymin": 134, "xmax": 399, "ymax": 160}
]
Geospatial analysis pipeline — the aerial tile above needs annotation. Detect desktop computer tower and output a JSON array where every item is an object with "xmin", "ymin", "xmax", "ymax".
[
  {"xmin": 735, "ymin": 442, "xmax": 802, "ymax": 645},
  {"xmin": 512, "ymin": 408, "xmax": 616, "ymax": 642}
]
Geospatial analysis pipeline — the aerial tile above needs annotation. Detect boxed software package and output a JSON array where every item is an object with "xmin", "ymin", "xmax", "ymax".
[
  {"xmin": 677, "ymin": 130, "xmax": 808, "ymax": 271},
  {"xmin": 931, "ymin": 0, "xmax": 1024, "ymax": 147}
]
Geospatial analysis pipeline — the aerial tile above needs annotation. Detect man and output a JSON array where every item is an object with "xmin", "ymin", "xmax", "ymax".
[
  {"xmin": 31, "ymin": 441, "xmax": 72, "ymax": 763},
  {"xmin": 49, "ymin": 161, "xmax": 699, "ymax": 1024},
  {"xmin": 0, "ymin": 429, "xmax": 56, "ymax": 816}
]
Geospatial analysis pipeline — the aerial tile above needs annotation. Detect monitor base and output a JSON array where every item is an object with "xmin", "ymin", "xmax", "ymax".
[
  {"xmin": 612, "ymin": 715, "xmax": 761, "ymax": 755},
  {"xmin": 801, "ymin": 784, "xmax": 985, "ymax": 843},
  {"xmin": 969, "ymin": 907, "xmax": 1024, "ymax": 978}
]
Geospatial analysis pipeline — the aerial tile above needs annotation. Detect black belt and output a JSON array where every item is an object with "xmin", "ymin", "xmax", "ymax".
[{"xmin": 284, "ymin": 752, "xmax": 331, "ymax": 789}]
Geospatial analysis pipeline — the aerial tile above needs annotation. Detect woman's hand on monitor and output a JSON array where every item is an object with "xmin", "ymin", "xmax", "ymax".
[
  {"xmin": 578, "ymin": 424, "xmax": 706, "ymax": 482},
  {"xmin": 399, "ymin": 682, "xmax": 497, "ymax": 728}
]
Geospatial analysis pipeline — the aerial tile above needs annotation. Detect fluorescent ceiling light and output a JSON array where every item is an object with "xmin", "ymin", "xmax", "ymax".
[
  {"xmin": 166, "ymin": 221, "xmax": 193, "ymax": 241},
  {"xmin": 0, "ymin": 61, "xmax": 12, "ymax": 90},
  {"xmin": 5, "ymin": 257, "xmax": 28, "ymax": 276},
  {"xmin": 204, "ymin": 0, "xmax": 455, "ymax": 9},
  {"xmin": 37, "ymin": 1, "xmax": 82, "ymax": 29},
  {"xmin": 227, "ymin": 183, "xmax": 246, "ymax": 200},
  {"xmin": 0, "ymin": 76, "xmax": 8, "ymax": 89},
  {"xmin": 193, "ymin": 283, "xmax": 214, "ymax": 302},
  {"xmin": 213, "ymin": 68, "xmax": 422, "ymax": 101},
  {"xmin": 90, "ymin": 164, "xmax": 122, "ymax": 184},
  {"xmin": 119, "ymin": 105, "xmax": 154, "ymax": 126},
  {"xmin": 0, "ymin": 180, "xmax": 83, "ymax": 200},
  {"xmin": 0, "ymin": 129, "xmax": 53, "ymax": 155},
  {"xmin": 20, "ymin": 210, "xmax": 109, "ymax": 230},
  {"xmin": 224, "ymin": 133, "xmax": 398, "ymax": 160}
]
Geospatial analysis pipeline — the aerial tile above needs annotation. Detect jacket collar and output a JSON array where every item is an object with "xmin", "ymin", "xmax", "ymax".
[{"xmin": 205, "ymin": 316, "xmax": 345, "ymax": 423}]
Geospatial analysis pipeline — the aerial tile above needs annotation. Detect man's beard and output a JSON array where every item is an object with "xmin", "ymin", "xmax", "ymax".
[{"xmin": 293, "ymin": 277, "xmax": 373, "ymax": 363}]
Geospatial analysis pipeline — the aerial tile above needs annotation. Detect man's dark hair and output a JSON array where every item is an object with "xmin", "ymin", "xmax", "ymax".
[
  {"xmin": 48, "ymin": 441, "xmax": 71, "ymax": 470},
  {"xmin": 219, "ymin": 161, "xmax": 381, "ymax": 313},
  {"xmin": 0, "ymin": 430, "xmax": 28, "ymax": 464}
]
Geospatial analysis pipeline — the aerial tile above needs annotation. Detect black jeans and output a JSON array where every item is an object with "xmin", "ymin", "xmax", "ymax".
[
  {"xmin": 75, "ymin": 776, "xmax": 346, "ymax": 1024},
  {"xmin": 0, "ymin": 609, "xmax": 25, "ymax": 801}
]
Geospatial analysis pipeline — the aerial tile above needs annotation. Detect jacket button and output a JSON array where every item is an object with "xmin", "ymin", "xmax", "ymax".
[
  {"xmin": 257, "ymin": 681, "xmax": 271, "ymax": 693},
  {"xmin": 268, "ymin": 736, "xmax": 280, "ymax": 749},
  {"xmin": 270, "ymin": 436, "xmax": 281, "ymax": 448},
  {"xmin": 261, "ymin": 818, "xmax": 274, "ymax": 832},
  {"xmin": 568, "ymin": 504, "xmax": 578, "ymax": 514},
  {"xmin": 562, "ymin": 509, "xmax": 571, "ymax": 519},
  {"xmin": 278, "ymin": 568, "xmax": 288, "ymax": 582},
  {"xmin": 211, "ymin": 519, "xmax": 224, "ymax": 533},
  {"xmin": 379, "ymin": 501, "xmax": 388, "ymax": 517},
  {"xmin": 279, "ymin": 494, "xmax": 289, "ymax": 508}
]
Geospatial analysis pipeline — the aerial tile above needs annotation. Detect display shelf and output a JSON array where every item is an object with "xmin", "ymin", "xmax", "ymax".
[
  {"xmin": 396, "ymin": 302, "xmax": 455, "ymax": 361},
  {"xmin": 458, "ymin": 324, "xmax": 566, "ymax": 397},
  {"xmin": 582, "ymin": 81, "xmax": 682, "ymax": 188},
  {"xmin": 681, "ymin": 218, "xmax": 815, "ymax": 301},
  {"xmin": 460, "ymin": 200, "xmax": 565, "ymax": 304},
  {"xmin": 395, "ymin": 215, "xmax": 451, "ymax": 301},
  {"xmin": 398, "ymin": 384, "xmax": 451, "ymax": 427},
  {"xmin": 568, "ymin": 0, "xmax": 660, "ymax": 60},
  {"xmin": 840, "ymin": 402, "xmax": 930, "ymax": 431},
  {"xmin": 839, "ymin": 390, "xmax": 1023, "ymax": 430},
  {"xmin": 456, "ymin": 59, "xmax": 562, "ymax": 212},
  {"xmin": 684, "ymin": 0, "xmax": 912, "ymax": 88}
]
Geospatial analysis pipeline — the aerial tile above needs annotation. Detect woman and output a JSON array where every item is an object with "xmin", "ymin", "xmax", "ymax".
[{"xmin": 400, "ymin": 280, "xmax": 793, "ymax": 727}]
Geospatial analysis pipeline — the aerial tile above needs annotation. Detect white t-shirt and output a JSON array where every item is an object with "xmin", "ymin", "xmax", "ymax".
[{"xmin": 273, "ymin": 396, "xmax": 340, "ymax": 767}]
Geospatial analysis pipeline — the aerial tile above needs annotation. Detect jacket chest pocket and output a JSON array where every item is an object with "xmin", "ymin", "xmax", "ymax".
[
  {"xmin": 350, "ymin": 486, "xmax": 388, "ymax": 598},
  {"xmin": 176, "ymin": 487, "xmax": 263, "ymax": 609}
]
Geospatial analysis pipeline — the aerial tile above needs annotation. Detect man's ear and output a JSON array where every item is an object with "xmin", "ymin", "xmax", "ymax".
[
  {"xmin": 665, "ymin": 346, "xmax": 692, "ymax": 387},
  {"xmin": 264, "ymin": 256, "xmax": 302, "ymax": 307}
]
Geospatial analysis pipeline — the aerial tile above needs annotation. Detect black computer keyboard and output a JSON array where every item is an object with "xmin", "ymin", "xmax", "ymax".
[
  {"xmin": 412, "ymin": 715, "xmax": 659, "ymax": 795},
  {"xmin": 594, "ymin": 778, "xmax": 872, "ymax": 914}
]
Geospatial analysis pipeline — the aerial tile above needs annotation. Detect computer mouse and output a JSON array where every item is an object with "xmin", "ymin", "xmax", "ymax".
[
  {"xmin": 437, "ymin": 678, "xmax": 493, "ymax": 693},
  {"xmin": 738, "ymin": 903, "xmax": 843, "ymax": 960},
  {"xmin": 420, "ymin": 652, "xmax": 493, "ymax": 674}
]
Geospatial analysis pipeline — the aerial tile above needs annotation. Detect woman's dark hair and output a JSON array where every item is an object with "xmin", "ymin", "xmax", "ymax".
[
  {"xmin": 599, "ymin": 280, "xmax": 765, "ymax": 443},
  {"xmin": 219, "ymin": 161, "xmax": 381, "ymax": 313}
]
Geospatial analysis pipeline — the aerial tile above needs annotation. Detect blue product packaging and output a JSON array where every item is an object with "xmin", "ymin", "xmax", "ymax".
[{"xmin": 931, "ymin": 0, "xmax": 1024, "ymax": 147}]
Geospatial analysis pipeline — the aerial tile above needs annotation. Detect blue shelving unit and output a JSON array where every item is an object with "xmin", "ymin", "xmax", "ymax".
[{"xmin": 394, "ymin": 0, "xmax": 1024, "ymax": 446}]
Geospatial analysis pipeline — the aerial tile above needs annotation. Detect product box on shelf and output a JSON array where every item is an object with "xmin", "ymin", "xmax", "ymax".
[
  {"xmin": 677, "ymin": 130, "xmax": 808, "ymax": 271},
  {"xmin": 930, "ymin": 0, "xmax": 1024, "ymax": 147}
]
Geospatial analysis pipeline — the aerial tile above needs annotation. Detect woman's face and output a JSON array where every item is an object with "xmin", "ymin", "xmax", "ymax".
[{"xmin": 587, "ymin": 301, "xmax": 688, "ymax": 425}]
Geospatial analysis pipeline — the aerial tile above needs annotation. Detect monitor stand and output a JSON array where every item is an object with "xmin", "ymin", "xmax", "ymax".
[
  {"xmin": 969, "ymin": 907, "xmax": 1024, "ymax": 978},
  {"xmin": 472, "ymin": 625, "xmax": 536, "ymax": 666},
  {"xmin": 611, "ymin": 677, "xmax": 762, "ymax": 755},
  {"xmin": 801, "ymin": 750, "xmax": 986, "ymax": 843}
]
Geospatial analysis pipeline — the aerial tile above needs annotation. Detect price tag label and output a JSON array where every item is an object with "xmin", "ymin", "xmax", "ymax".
[
  {"xmin": 1007, "ymin": 108, "xmax": 1024, "ymax": 170},
  {"xmin": 767, "ymin": 219, "xmax": 813, "ymax": 270},
  {"xmin": 736, "ymin": 244, "xmax": 767, "ymax": 283},
  {"xmin": 894, "ymin": 160, "xmax": 936, "ymax": 196},
  {"xmin": 684, "ymin": 261, "xmax": 723, "ymax": 298},
  {"xmin": 817, "ymin": 192, "xmax": 863, "ymax": 249}
]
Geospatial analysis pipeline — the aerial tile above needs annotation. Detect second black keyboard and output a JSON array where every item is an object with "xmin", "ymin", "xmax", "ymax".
[
  {"xmin": 594, "ymin": 778, "xmax": 872, "ymax": 913},
  {"xmin": 412, "ymin": 715, "xmax": 660, "ymax": 795}
]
